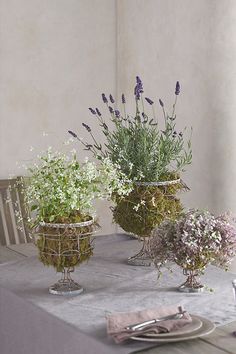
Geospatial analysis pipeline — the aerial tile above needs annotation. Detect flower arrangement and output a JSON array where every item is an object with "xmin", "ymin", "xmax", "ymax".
[
  {"xmin": 69, "ymin": 77, "xmax": 192, "ymax": 182},
  {"xmin": 23, "ymin": 148, "xmax": 132, "ymax": 226},
  {"xmin": 68, "ymin": 77, "xmax": 192, "ymax": 265},
  {"xmin": 150, "ymin": 209, "xmax": 236, "ymax": 290},
  {"xmin": 21, "ymin": 148, "xmax": 132, "ymax": 273}
]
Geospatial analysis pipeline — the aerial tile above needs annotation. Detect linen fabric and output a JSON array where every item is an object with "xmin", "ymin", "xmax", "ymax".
[
  {"xmin": 107, "ymin": 305, "xmax": 192, "ymax": 343},
  {"xmin": 0, "ymin": 234, "xmax": 235, "ymax": 354}
]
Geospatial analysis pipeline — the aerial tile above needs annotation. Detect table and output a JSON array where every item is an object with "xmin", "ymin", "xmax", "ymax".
[
  {"xmin": 0, "ymin": 234, "xmax": 236, "ymax": 354},
  {"xmin": 135, "ymin": 321, "xmax": 236, "ymax": 353}
]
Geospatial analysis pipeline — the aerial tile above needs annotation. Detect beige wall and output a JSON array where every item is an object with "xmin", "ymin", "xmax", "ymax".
[
  {"xmin": 1, "ymin": 0, "xmax": 236, "ymax": 233},
  {"xmin": 0, "ymin": 0, "xmax": 117, "ymax": 234},
  {"xmin": 117, "ymin": 0, "xmax": 236, "ymax": 215}
]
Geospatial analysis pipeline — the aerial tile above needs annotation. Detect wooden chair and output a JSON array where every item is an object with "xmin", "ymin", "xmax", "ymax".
[{"xmin": 0, "ymin": 177, "xmax": 31, "ymax": 246}]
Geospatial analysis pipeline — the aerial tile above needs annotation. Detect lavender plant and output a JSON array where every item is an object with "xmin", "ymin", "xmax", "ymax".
[
  {"xmin": 68, "ymin": 77, "xmax": 193, "ymax": 243},
  {"xmin": 69, "ymin": 77, "xmax": 192, "ymax": 182},
  {"xmin": 150, "ymin": 209, "xmax": 236, "ymax": 274}
]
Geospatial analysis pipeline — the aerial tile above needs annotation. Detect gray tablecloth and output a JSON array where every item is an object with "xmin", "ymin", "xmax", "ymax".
[{"xmin": 0, "ymin": 234, "xmax": 236, "ymax": 354}]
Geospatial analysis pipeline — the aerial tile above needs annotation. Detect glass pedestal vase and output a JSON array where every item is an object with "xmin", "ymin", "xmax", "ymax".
[
  {"xmin": 178, "ymin": 269, "xmax": 204, "ymax": 293},
  {"xmin": 127, "ymin": 237, "xmax": 152, "ymax": 266},
  {"xmin": 49, "ymin": 267, "xmax": 83, "ymax": 295}
]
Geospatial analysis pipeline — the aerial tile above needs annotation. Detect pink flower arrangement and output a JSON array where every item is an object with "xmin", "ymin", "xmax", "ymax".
[{"xmin": 150, "ymin": 209, "xmax": 236, "ymax": 274}]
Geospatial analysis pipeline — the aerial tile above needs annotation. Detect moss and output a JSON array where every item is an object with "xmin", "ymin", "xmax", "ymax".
[
  {"xmin": 43, "ymin": 210, "xmax": 92, "ymax": 224},
  {"xmin": 36, "ymin": 213, "xmax": 95, "ymax": 272},
  {"xmin": 113, "ymin": 172, "xmax": 185, "ymax": 237}
]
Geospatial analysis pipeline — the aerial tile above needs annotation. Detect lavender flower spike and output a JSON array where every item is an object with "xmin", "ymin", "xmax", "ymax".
[
  {"xmin": 89, "ymin": 107, "xmax": 96, "ymax": 115},
  {"xmin": 109, "ymin": 106, "xmax": 114, "ymax": 114},
  {"xmin": 134, "ymin": 76, "xmax": 144, "ymax": 100},
  {"xmin": 175, "ymin": 81, "xmax": 180, "ymax": 95},
  {"xmin": 115, "ymin": 109, "xmax": 120, "ymax": 118},
  {"xmin": 159, "ymin": 99, "xmax": 164, "ymax": 107},
  {"xmin": 121, "ymin": 94, "xmax": 126, "ymax": 104},
  {"xmin": 145, "ymin": 97, "xmax": 154, "ymax": 105},
  {"xmin": 82, "ymin": 123, "xmax": 91, "ymax": 132},
  {"xmin": 68, "ymin": 130, "xmax": 77, "ymax": 138},
  {"xmin": 136, "ymin": 76, "xmax": 142, "ymax": 84},
  {"xmin": 109, "ymin": 94, "xmax": 115, "ymax": 103},
  {"xmin": 96, "ymin": 108, "xmax": 101, "ymax": 116},
  {"xmin": 102, "ymin": 93, "xmax": 108, "ymax": 103}
]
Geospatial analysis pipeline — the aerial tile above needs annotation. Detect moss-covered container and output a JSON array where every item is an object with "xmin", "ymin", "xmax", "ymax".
[
  {"xmin": 35, "ymin": 217, "xmax": 95, "ymax": 272},
  {"xmin": 113, "ymin": 174, "xmax": 186, "ymax": 238}
]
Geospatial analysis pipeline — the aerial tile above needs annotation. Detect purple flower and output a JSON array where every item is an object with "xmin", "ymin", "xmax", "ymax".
[
  {"xmin": 89, "ymin": 107, "xmax": 96, "ymax": 115},
  {"xmin": 109, "ymin": 106, "xmax": 114, "ymax": 114},
  {"xmin": 102, "ymin": 93, "xmax": 108, "ymax": 103},
  {"xmin": 82, "ymin": 123, "xmax": 91, "ymax": 132},
  {"xmin": 121, "ymin": 94, "xmax": 126, "ymax": 104},
  {"xmin": 172, "ymin": 131, "xmax": 177, "ymax": 138},
  {"xmin": 136, "ymin": 76, "xmax": 142, "ymax": 84},
  {"xmin": 175, "ymin": 81, "xmax": 180, "ymax": 95},
  {"xmin": 145, "ymin": 97, "xmax": 154, "ymax": 105},
  {"xmin": 68, "ymin": 130, "xmax": 77, "ymax": 138},
  {"xmin": 109, "ymin": 94, "xmax": 115, "ymax": 103},
  {"xmin": 115, "ymin": 110, "xmax": 120, "ymax": 118},
  {"xmin": 159, "ymin": 99, "xmax": 164, "ymax": 107},
  {"xmin": 142, "ymin": 112, "xmax": 148, "ymax": 123},
  {"xmin": 96, "ymin": 108, "xmax": 101, "ymax": 116},
  {"xmin": 134, "ymin": 76, "xmax": 144, "ymax": 100}
]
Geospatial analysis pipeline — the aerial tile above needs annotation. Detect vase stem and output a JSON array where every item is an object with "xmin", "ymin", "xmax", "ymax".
[
  {"xmin": 127, "ymin": 237, "xmax": 152, "ymax": 266},
  {"xmin": 49, "ymin": 267, "xmax": 83, "ymax": 296},
  {"xmin": 179, "ymin": 269, "xmax": 204, "ymax": 293}
]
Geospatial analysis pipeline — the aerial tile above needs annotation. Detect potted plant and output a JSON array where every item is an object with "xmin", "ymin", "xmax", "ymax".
[
  {"xmin": 150, "ymin": 209, "xmax": 236, "ymax": 292},
  {"xmin": 69, "ymin": 77, "xmax": 192, "ymax": 266},
  {"xmin": 21, "ymin": 148, "xmax": 131, "ymax": 295}
]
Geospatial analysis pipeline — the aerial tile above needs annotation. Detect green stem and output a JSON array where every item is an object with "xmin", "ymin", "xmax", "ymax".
[
  {"xmin": 141, "ymin": 94, "xmax": 145, "ymax": 115},
  {"xmin": 162, "ymin": 107, "xmax": 167, "ymax": 127},
  {"xmin": 171, "ymin": 95, "xmax": 178, "ymax": 119},
  {"xmin": 152, "ymin": 105, "xmax": 158, "ymax": 125}
]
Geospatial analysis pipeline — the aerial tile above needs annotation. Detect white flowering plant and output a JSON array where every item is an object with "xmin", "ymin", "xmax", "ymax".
[
  {"xmin": 22, "ymin": 149, "xmax": 132, "ymax": 227},
  {"xmin": 150, "ymin": 209, "xmax": 236, "ymax": 274}
]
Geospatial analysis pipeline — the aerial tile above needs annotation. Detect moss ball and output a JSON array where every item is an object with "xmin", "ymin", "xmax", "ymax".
[{"xmin": 113, "ymin": 174, "xmax": 185, "ymax": 237}]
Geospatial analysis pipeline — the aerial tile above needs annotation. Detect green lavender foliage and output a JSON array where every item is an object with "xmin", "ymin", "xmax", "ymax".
[
  {"xmin": 78, "ymin": 79, "xmax": 192, "ymax": 182},
  {"xmin": 105, "ymin": 114, "xmax": 192, "ymax": 181}
]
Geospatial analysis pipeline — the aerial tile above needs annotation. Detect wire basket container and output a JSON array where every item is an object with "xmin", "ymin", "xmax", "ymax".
[
  {"xmin": 34, "ymin": 218, "xmax": 96, "ymax": 295},
  {"xmin": 113, "ymin": 179, "xmax": 187, "ymax": 266}
]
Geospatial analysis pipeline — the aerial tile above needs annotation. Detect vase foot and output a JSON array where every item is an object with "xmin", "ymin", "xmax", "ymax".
[
  {"xmin": 178, "ymin": 283, "xmax": 204, "ymax": 293},
  {"xmin": 49, "ymin": 279, "xmax": 83, "ymax": 295},
  {"xmin": 127, "ymin": 255, "xmax": 152, "ymax": 266},
  {"xmin": 178, "ymin": 269, "xmax": 205, "ymax": 293},
  {"xmin": 127, "ymin": 238, "xmax": 152, "ymax": 266}
]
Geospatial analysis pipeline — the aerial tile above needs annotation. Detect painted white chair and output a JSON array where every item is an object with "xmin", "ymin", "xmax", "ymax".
[{"xmin": 0, "ymin": 178, "xmax": 36, "ymax": 262}]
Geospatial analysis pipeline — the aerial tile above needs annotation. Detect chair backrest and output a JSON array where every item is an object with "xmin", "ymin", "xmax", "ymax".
[{"xmin": 0, "ymin": 177, "xmax": 30, "ymax": 246}]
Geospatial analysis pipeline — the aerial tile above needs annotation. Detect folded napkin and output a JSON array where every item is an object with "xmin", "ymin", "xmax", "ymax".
[{"xmin": 107, "ymin": 305, "xmax": 192, "ymax": 343}]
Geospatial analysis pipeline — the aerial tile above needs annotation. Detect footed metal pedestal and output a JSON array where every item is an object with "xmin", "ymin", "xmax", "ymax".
[
  {"xmin": 127, "ymin": 237, "xmax": 152, "ymax": 266},
  {"xmin": 178, "ymin": 269, "xmax": 204, "ymax": 293},
  {"xmin": 49, "ymin": 267, "xmax": 83, "ymax": 296}
]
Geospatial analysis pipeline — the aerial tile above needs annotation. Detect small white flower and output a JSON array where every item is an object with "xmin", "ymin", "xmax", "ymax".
[{"xmin": 133, "ymin": 203, "xmax": 140, "ymax": 211}]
